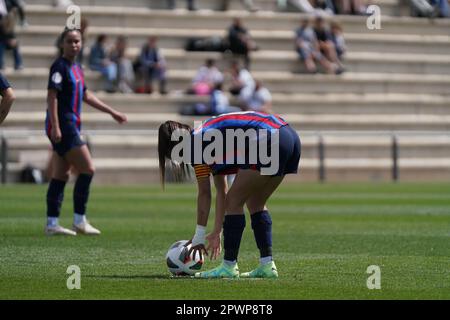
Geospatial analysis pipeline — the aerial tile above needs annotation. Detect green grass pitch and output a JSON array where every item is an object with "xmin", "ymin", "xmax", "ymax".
[{"xmin": 0, "ymin": 183, "xmax": 449, "ymax": 299}]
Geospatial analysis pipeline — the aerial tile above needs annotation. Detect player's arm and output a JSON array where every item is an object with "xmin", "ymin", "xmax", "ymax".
[
  {"xmin": 206, "ymin": 174, "xmax": 227, "ymax": 259},
  {"xmin": 195, "ymin": 176, "xmax": 212, "ymax": 230},
  {"xmin": 0, "ymin": 88, "xmax": 15, "ymax": 125},
  {"xmin": 47, "ymin": 89, "xmax": 61, "ymax": 143},
  {"xmin": 83, "ymin": 89, "xmax": 127, "ymax": 124},
  {"xmin": 188, "ymin": 176, "xmax": 211, "ymax": 260}
]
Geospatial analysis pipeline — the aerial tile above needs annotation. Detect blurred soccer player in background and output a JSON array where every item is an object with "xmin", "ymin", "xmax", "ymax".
[{"xmin": 45, "ymin": 28, "xmax": 127, "ymax": 236}]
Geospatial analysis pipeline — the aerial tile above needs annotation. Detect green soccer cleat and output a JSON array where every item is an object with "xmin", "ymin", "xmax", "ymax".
[
  {"xmin": 240, "ymin": 261, "xmax": 279, "ymax": 279},
  {"xmin": 194, "ymin": 262, "xmax": 239, "ymax": 279}
]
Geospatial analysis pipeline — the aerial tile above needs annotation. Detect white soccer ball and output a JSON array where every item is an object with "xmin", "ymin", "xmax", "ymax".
[{"xmin": 166, "ymin": 240, "xmax": 204, "ymax": 276}]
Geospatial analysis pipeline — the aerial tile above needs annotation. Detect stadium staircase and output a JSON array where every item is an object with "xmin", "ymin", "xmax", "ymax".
[{"xmin": 1, "ymin": 0, "xmax": 450, "ymax": 183}]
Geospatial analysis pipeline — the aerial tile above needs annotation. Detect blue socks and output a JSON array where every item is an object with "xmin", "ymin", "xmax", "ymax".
[
  {"xmin": 73, "ymin": 173, "xmax": 93, "ymax": 217},
  {"xmin": 223, "ymin": 214, "xmax": 246, "ymax": 262},
  {"xmin": 46, "ymin": 179, "xmax": 66, "ymax": 219},
  {"xmin": 251, "ymin": 210, "xmax": 273, "ymax": 259}
]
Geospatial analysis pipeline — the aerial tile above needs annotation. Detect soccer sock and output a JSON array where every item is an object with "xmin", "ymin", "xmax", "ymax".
[
  {"xmin": 73, "ymin": 213, "xmax": 86, "ymax": 225},
  {"xmin": 73, "ymin": 173, "xmax": 93, "ymax": 219},
  {"xmin": 223, "ymin": 214, "xmax": 246, "ymax": 263},
  {"xmin": 46, "ymin": 179, "xmax": 67, "ymax": 224},
  {"xmin": 251, "ymin": 210, "xmax": 273, "ymax": 264},
  {"xmin": 47, "ymin": 217, "xmax": 59, "ymax": 227}
]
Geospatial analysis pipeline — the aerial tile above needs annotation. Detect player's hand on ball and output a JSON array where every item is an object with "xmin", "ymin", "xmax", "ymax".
[
  {"xmin": 186, "ymin": 240, "xmax": 208, "ymax": 262},
  {"xmin": 206, "ymin": 232, "xmax": 221, "ymax": 260},
  {"xmin": 112, "ymin": 112, "xmax": 127, "ymax": 124}
]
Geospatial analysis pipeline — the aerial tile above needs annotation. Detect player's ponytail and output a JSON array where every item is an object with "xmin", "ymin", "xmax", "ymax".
[{"xmin": 158, "ymin": 121, "xmax": 192, "ymax": 189}]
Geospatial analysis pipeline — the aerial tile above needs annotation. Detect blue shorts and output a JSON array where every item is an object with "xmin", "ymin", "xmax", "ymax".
[
  {"xmin": 49, "ymin": 134, "xmax": 85, "ymax": 157},
  {"xmin": 269, "ymin": 125, "xmax": 301, "ymax": 176}
]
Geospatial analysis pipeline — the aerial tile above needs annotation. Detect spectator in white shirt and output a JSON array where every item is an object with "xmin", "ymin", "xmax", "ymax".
[
  {"xmin": 228, "ymin": 60, "xmax": 255, "ymax": 107},
  {"xmin": 244, "ymin": 80, "xmax": 272, "ymax": 113},
  {"xmin": 210, "ymin": 82, "xmax": 241, "ymax": 115},
  {"xmin": 187, "ymin": 58, "xmax": 224, "ymax": 96}
]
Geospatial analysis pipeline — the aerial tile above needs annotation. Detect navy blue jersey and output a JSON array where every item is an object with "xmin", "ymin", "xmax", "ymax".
[
  {"xmin": 0, "ymin": 73, "xmax": 11, "ymax": 91},
  {"xmin": 45, "ymin": 57, "xmax": 86, "ymax": 136}
]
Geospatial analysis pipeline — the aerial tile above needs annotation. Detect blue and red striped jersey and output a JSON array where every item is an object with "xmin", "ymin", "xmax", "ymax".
[
  {"xmin": 190, "ymin": 111, "xmax": 288, "ymax": 175},
  {"xmin": 193, "ymin": 111, "xmax": 287, "ymax": 135},
  {"xmin": 45, "ymin": 57, "xmax": 86, "ymax": 136}
]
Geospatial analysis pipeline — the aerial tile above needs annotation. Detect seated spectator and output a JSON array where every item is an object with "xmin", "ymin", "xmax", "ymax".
[
  {"xmin": 312, "ymin": 0, "xmax": 336, "ymax": 14},
  {"xmin": 167, "ymin": 0, "xmax": 197, "ymax": 10},
  {"xmin": 187, "ymin": 58, "xmax": 224, "ymax": 96},
  {"xmin": 110, "ymin": 36, "xmax": 135, "ymax": 94},
  {"xmin": 210, "ymin": 82, "xmax": 242, "ymax": 115},
  {"xmin": 0, "ymin": 1, "xmax": 25, "ymax": 70},
  {"xmin": 89, "ymin": 34, "xmax": 117, "ymax": 93},
  {"xmin": 294, "ymin": 18, "xmax": 336, "ymax": 74},
  {"xmin": 228, "ymin": 60, "xmax": 255, "ymax": 107},
  {"xmin": 281, "ymin": 0, "xmax": 316, "ymax": 13},
  {"xmin": 330, "ymin": 20, "xmax": 346, "ymax": 60},
  {"xmin": 313, "ymin": 16, "xmax": 344, "ymax": 72},
  {"xmin": 220, "ymin": 0, "xmax": 259, "ymax": 12},
  {"xmin": 244, "ymin": 80, "xmax": 272, "ymax": 113},
  {"xmin": 53, "ymin": 0, "xmax": 73, "ymax": 8},
  {"xmin": 333, "ymin": 0, "xmax": 366, "ymax": 15},
  {"xmin": 227, "ymin": 18, "xmax": 258, "ymax": 70},
  {"xmin": 136, "ymin": 36, "xmax": 168, "ymax": 95},
  {"xmin": 429, "ymin": 0, "xmax": 449, "ymax": 17}
]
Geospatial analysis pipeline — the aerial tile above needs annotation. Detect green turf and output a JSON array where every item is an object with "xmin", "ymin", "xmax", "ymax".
[{"xmin": 0, "ymin": 183, "xmax": 449, "ymax": 299}]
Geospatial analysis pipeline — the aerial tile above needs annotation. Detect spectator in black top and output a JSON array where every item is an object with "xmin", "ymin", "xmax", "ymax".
[
  {"xmin": 136, "ymin": 36, "xmax": 167, "ymax": 95},
  {"xmin": 227, "ymin": 18, "xmax": 258, "ymax": 70},
  {"xmin": 0, "ymin": 72, "xmax": 14, "ymax": 125},
  {"xmin": 167, "ymin": 0, "xmax": 197, "ymax": 10},
  {"xmin": 313, "ymin": 16, "xmax": 344, "ymax": 72}
]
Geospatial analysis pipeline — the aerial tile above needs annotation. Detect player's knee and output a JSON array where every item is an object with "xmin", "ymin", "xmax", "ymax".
[
  {"xmin": 225, "ymin": 195, "xmax": 245, "ymax": 213},
  {"xmin": 246, "ymin": 200, "xmax": 265, "ymax": 215},
  {"xmin": 83, "ymin": 165, "xmax": 95, "ymax": 176},
  {"xmin": 53, "ymin": 172, "xmax": 70, "ymax": 182}
]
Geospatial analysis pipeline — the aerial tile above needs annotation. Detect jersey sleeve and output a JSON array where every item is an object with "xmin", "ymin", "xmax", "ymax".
[
  {"xmin": 48, "ymin": 62, "xmax": 65, "ymax": 92},
  {"xmin": 193, "ymin": 164, "xmax": 211, "ymax": 180},
  {"xmin": 79, "ymin": 65, "xmax": 88, "ymax": 93},
  {"xmin": 0, "ymin": 73, "xmax": 11, "ymax": 91}
]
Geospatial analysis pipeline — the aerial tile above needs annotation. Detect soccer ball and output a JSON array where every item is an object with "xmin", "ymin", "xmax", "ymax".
[{"xmin": 166, "ymin": 240, "xmax": 204, "ymax": 276}]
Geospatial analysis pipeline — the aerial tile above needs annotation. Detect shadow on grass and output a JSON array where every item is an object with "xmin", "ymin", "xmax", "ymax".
[{"xmin": 85, "ymin": 274, "xmax": 194, "ymax": 280}]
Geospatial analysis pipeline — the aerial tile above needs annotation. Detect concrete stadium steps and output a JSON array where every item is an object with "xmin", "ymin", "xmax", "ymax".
[
  {"xmin": 4, "ymin": 112, "xmax": 450, "ymax": 131},
  {"xmin": 8, "ymin": 46, "xmax": 450, "ymax": 75},
  {"xmin": 25, "ymin": 0, "xmax": 400, "ymax": 16},
  {"xmin": 24, "ymin": 5, "xmax": 450, "ymax": 35},
  {"xmin": 5, "ymin": 68, "xmax": 450, "ymax": 95},
  {"xmin": 4, "ymin": 157, "xmax": 450, "ymax": 183},
  {"xmin": 11, "ymin": 91, "xmax": 450, "ymax": 115},
  {"xmin": 6, "ymin": 134, "xmax": 450, "ymax": 162},
  {"xmin": 16, "ymin": 26, "xmax": 450, "ymax": 56},
  {"xmin": 26, "ymin": 0, "xmax": 278, "ymax": 11},
  {"xmin": 4, "ymin": 131, "xmax": 450, "ymax": 183}
]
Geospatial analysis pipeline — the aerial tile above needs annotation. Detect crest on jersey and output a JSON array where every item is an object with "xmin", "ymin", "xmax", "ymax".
[{"xmin": 52, "ymin": 72, "xmax": 62, "ymax": 84}]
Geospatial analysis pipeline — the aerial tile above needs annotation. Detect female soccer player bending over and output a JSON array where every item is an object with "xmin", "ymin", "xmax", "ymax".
[
  {"xmin": 45, "ymin": 28, "xmax": 127, "ymax": 236},
  {"xmin": 158, "ymin": 112, "xmax": 301, "ymax": 278}
]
